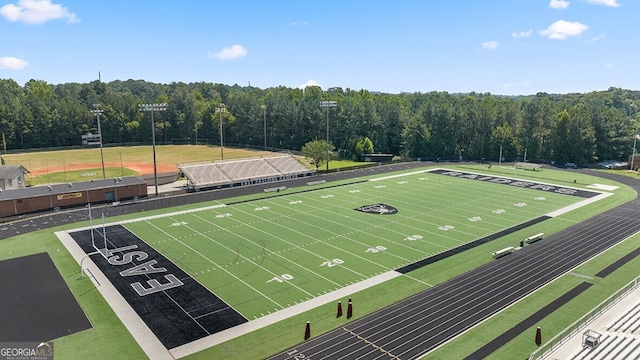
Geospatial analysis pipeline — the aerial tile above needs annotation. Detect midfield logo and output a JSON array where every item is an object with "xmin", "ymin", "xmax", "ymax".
[{"xmin": 355, "ymin": 203, "xmax": 398, "ymax": 215}]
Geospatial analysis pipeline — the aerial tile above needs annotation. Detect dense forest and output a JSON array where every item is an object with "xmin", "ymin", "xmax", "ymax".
[{"xmin": 0, "ymin": 78, "xmax": 639, "ymax": 166}]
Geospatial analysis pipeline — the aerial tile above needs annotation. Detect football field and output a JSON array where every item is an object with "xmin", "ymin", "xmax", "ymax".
[{"xmin": 120, "ymin": 168, "xmax": 587, "ymax": 320}]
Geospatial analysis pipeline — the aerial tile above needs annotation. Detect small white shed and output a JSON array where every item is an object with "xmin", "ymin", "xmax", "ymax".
[{"xmin": 0, "ymin": 165, "xmax": 29, "ymax": 190}]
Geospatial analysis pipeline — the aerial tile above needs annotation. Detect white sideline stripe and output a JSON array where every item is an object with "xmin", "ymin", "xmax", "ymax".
[
  {"xmin": 168, "ymin": 271, "xmax": 403, "ymax": 358},
  {"xmin": 546, "ymin": 192, "xmax": 612, "ymax": 218},
  {"xmin": 587, "ymin": 183, "xmax": 619, "ymax": 191},
  {"xmin": 69, "ymin": 203, "xmax": 228, "ymax": 232},
  {"xmin": 369, "ymin": 170, "xmax": 428, "ymax": 181},
  {"xmin": 56, "ymin": 231, "xmax": 173, "ymax": 360}
]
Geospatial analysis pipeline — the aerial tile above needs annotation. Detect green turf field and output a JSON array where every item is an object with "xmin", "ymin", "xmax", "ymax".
[
  {"xmin": 2, "ymin": 163, "xmax": 637, "ymax": 360},
  {"xmin": 123, "ymin": 168, "xmax": 587, "ymax": 320},
  {"xmin": 29, "ymin": 167, "xmax": 139, "ymax": 185}
]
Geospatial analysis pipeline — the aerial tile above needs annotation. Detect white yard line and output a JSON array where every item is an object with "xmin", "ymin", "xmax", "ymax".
[
  {"xmin": 189, "ymin": 210, "xmax": 345, "ymax": 289},
  {"xmin": 143, "ymin": 219, "xmax": 285, "ymax": 309},
  {"xmin": 176, "ymin": 212, "xmax": 316, "ymax": 301}
]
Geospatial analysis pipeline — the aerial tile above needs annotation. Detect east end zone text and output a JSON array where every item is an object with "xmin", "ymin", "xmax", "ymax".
[{"xmin": 104, "ymin": 244, "xmax": 183, "ymax": 296}]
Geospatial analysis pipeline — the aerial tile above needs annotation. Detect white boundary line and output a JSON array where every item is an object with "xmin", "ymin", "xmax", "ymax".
[{"xmin": 547, "ymin": 192, "xmax": 612, "ymax": 218}]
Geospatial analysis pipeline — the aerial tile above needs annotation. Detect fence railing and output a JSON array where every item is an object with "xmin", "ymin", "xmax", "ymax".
[{"xmin": 528, "ymin": 276, "xmax": 640, "ymax": 360}]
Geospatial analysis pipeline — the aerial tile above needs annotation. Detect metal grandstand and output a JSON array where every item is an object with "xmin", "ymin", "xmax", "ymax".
[
  {"xmin": 178, "ymin": 154, "xmax": 314, "ymax": 191},
  {"xmin": 530, "ymin": 276, "xmax": 640, "ymax": 360}
]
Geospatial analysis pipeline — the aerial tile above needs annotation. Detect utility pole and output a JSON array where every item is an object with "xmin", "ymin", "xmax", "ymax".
[{"xmin": 319, "ymin": 101, "xmax": 337, "ymax": 171}]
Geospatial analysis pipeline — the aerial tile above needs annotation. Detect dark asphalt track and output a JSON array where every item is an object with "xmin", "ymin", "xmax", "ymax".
[{"xmin": 269, "ymin": 169, "xmax": 640, "ymax": 360}]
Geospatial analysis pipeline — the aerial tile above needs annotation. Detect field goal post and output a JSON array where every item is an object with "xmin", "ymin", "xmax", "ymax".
[
  {"xmin": 88, "ymin": 202, "xmax": 109, "ymax": 260},
  {"xmin": 80, "ymin": 203, "xmax": 110, "ymax": 279}
]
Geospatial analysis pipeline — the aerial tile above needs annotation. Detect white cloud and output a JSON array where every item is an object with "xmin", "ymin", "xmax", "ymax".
[
  {"xmin": 290, "ymin": 21, "xmax": 309, "ymax": 26},
  {"xmin": 298, "ymin": 79, "xmax": 321, "ymax": 89},
  {"xmin": 539, "ymin": 20, "xmax": 588, "ymax": 40},
  {"xmin": 587, "ymin": 0, "xmax": 621, "ymax": 7},
  {"xmin": 549, "ymin": 0, "xmax": 570, "ymax": 9},
  {"xmin": 604, "ymin": 62, "xmax": 614, "ymax": 68},
  {"xmin": 481, "ymin": 41, "xmax": 498, "ymax": 50},
  {"xmin": 512, "ymin": 30, "xmax": 533, "ymax": 39},
  {"xmin": 207, "ymin": 44, "xmax": 248, "ymax": 61},
  {"xmin": 0, "ymin": 0, "xmax": 78, "ymax": 25},
  {"xmin": 0, "ymin": 56, "xmax": 29, "ymax": 70}
]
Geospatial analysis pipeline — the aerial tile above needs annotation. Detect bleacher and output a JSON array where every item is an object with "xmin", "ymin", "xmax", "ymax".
[
  {"xmin": 606, "ymin": 302, "xmax": 640, "ymax": 334},
  {"xmin": 533, "ymin": 279, "xmax": 640, "ymax": 360},
  {"xmin": 514, "ymin": 162, "xmax": 543, "ymax": 171},
  {"xmin": 180, "ymin": 162, "xmax": 231, "ymax": 187},
  {"xmin": 567, "ymin": 332, "xmax": 640, "ymax": 359},
  {"xmin": 217, "ymin": 158, "xmax": 280, "ymax": 181},
  {"xmin": 178, "ymin": 155, "xmax": 312, "ymax": 189}
]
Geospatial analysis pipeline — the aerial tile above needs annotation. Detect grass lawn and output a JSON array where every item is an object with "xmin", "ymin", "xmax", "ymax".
[
  {"xmin": 29, "ymin": 167, "xmax": 139, "ymax": 185},
  {"xmin": 0, "ymin": 163, "xmax": 636, "ymax": 360}
]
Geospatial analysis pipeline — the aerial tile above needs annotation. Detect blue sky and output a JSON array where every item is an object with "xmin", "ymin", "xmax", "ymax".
[{"xmin": 0, "ymin": 0, "xmax": 636, "ymax": 95}]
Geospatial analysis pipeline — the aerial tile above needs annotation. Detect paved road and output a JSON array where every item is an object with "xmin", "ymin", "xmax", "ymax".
[{"xmin": 269, "ymin": 170, "xmax": 640, "ymax": 359}]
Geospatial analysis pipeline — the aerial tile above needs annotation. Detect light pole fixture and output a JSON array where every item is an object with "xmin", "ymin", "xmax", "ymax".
[
  {"xmin": 319, "ymin": 100, "xmax": 337, "ymax": 171},
  {"xmin": 215, "ymin": 104, "xmax": 226, "ymax": 160},
  {"xmin": 90, "ymin": 104, "xmax": 106, "ymax": 179},
  {"xmin": 261, "ymin": 104, "xmax": 267, "ymax": 149},
  {"xmin": 138, "ymin": 103, "xmax": 167, "ymax": 196}
]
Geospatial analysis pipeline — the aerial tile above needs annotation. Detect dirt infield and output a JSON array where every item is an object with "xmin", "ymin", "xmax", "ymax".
[{"xmin": 28, "ymin": 162, "xmax": 179, "ymax": 177}]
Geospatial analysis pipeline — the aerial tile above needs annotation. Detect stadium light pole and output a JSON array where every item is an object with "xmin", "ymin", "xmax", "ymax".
[
  {"xmin": 319, "ymin": 101, "xmax": 337, "ymax": 171},
  {"xmin": 90, "ymin": 104, "xmax": 106, "ymax": 179},
  {"xmin": 138, "ymin": 103, "xmax": 167, "ymax": 196},
  {"xmin": 215, "ymin": 104, "xmax": 226, "ymax": 160},
  {"xmin": 261, "ymin": 104, "xmax": 267, "ymax": 149}
]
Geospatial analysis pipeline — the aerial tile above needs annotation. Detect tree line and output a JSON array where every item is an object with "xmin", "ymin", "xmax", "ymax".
[{"xmin": 0, "ymin": 78, "xmax": 638, "ymax": 165}]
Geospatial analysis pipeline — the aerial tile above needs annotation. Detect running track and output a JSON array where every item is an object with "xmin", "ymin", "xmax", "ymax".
[{"xmin": 269, "ymin": 170, "xmax": 640, "ymax": 359}]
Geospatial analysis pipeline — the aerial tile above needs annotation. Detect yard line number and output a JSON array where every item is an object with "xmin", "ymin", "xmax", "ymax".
[
  {"xmin": 320, "ymin": 259, "xmax": 344, "ymax": 267},
  {"xmin": 266, "ymin": 274, "xmax": 294, "ymax": 283},
  {"xmin": 366, "ymin": 245, "xmax": 387, "ymax": 253}
]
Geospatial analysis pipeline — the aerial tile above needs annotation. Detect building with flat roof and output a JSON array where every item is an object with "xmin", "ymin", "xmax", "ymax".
[{"xmin": 0, "ymin": 177, "xmax": 147, "ymax": 218}]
